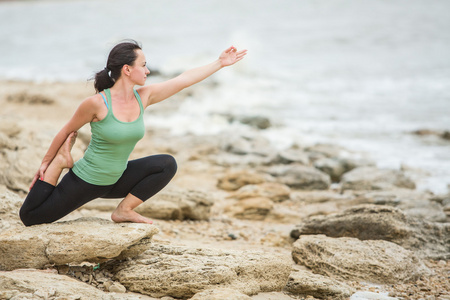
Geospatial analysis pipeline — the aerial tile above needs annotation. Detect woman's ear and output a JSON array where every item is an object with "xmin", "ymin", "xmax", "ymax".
[{"xmin": 122, "ymin": 64, "xmax": 131, "ymax": 76}]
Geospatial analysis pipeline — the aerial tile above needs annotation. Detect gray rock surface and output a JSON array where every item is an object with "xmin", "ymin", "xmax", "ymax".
[
  {"xmin": 265, "ymin": 164, "xmax": 331, "ymax": 190},
  {"xmin": 341, "ymin": 167, "xmax": 416, "ymax": 191}
]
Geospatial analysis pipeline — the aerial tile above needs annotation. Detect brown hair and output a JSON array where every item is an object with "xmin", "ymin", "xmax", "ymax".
[{"xmin": 94, "ymin": 40, "xmax": 142, "ymax": 92}]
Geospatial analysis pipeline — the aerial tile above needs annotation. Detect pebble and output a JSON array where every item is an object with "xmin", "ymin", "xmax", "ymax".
[{"xmin": 108, "ymin": 282, "xmax": 126, "ymax": 293}]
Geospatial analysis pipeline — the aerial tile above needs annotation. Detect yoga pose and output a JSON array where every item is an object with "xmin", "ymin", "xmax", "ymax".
[{"xmin": 20, "ymin": 40, "xmax": 247, "ymax": 226}]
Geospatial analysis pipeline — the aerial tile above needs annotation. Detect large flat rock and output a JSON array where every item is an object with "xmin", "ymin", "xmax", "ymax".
[
  {"xmin": 292, "ymin": 235, "xmax": 429, "ymax": 284},
  {"xmin": 0, "ymin": 217, "xmax": 159, "ymax": 271},
  {"xmin": 110, "ymin": 244, "xmax": 292, "ymax": 299},
  {"xmin": 291, "ymin": 204, "xmax": 450, "ymax": 259}
]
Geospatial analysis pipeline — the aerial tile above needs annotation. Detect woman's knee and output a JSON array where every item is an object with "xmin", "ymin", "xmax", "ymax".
[
  {"xmin": 19, "ymin": 205, "xmax": 33, "ymax": 227},
  {"xmin": 162, "ymin": 154, "xmax": 177, "ymax": 176}
]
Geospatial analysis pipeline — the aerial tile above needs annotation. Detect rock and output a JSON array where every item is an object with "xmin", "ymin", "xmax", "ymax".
[
  {"xmin": 353, "ymin": 189, "xmax": 446, "ymax": 222},
  {"xmin": 229, "ymin": 182, "xmax": 291, "ymax": 202},
  {"xmin": 313, "ymin": 157, "xmax": 348, "ymax": 182},
  {"xmin": 350, "ymin": 291, "xmax": 399, "ymax": 299},
  {"xmin": 7, "ymin": 92, "xmax": 55, "ymax": 104},
  {"xmin": 109, "ymin": 282, "xmax": 127, "ymax": 293},
  {"xmin": 0, "ymin": 269, "xmax": 111, "ymax": 299},
  {"xmin": 225, "ymin": 197, "xmax": 274, "ymax": 220},
  {"xmin": 219, "ymin": 134, "xmax": 276, "ymax": 158},
  {"xmin": 305, "ymin": 143, "xmax": 351, "ymax": 159},
  {"xmin": 0, "ymin": 132, "xmax": 16, "ymax": 150},
  {"xmin": 0, "ymin": 142, "xmax": 43, "ymax": 192},
  {"xmin": 441, "ymin": 130, "xmax": 450, "ymax": 140},
  {"xmin": 353, "ymin": 189, "xmax": 431, "ymax": 206},
  {"xmin": 0, "ymin": 217, "xmax": 159, "ymax": 271},
  {"xmin": 291, "ymin": 205, "xmax": 411, "ymax": 241},
  {"xmin": 0, "ymin": 127, "xmax": 85, "ymax": 193},
  {"xmin": 265, "ymin": 164, "xmax": 331, "ymax": 190},
  {"xmin": 111, "ymin": 244, "xmax": 292, "ymax": 299},
  {"xmin": 284, "ymin": 269, "xmax": 355, "ymax": 299},
  {"xmin": 275, "ymin": 147, "xmax": 310, "ymax": 165},
  {"xmin": 217, "ymin": 170, "xmax": 274, "ymax": 191},
  {"xmin": 290, "ymin": 190, "xmax": 353, "ymax": 204},
  {"xmin": 290, "ymin": 204, "xmax": 450, "ymax": 259},
  {"xmin": 0, "ymin": 186, "xmax": 23, "ymax": 232},
  {"xmin": 190, "ymin": 288, "xmax": 252, "ymax": 300},
  {"xmin": 79, "ymin": 198, "xmax": 122, "ymax": 212},
  {"xmin": 238, "ymin": 115, "xmax": 272, "ymax": 130},
  {"xmin": 222, "ymin": 114, "xmax": 272, "ymax": 130},
  {"xmin": 0, "ymin": 115, "xmax": 22, "ymax": 138},
  {"xmin": 341, "ymin": 167, "xmax": 416, "ymax": 191},
  {"xmin": 313, "ymin": 156, "xmax": 364, "ymax": 182},
  {"xmin": 401, "ymin": 200, "xmax": 447, "ymax": 222},
  {"xmin": 292, "ymin": 235, "xmax": 429, "ymax": 284},
  {"xmin": 83, "ymin": 188, "xmax": 214, "ymax": 221},
  {"xmin": 209, "ymin": 152, "xmax": 275, "ymax": 167},
  {"xmin": 136, "ymin": 188, "xmax": 214, "ymax": 221},
  {"xmin": 412, "ymin": 129, "xmax": 450, "ymax": 141}
]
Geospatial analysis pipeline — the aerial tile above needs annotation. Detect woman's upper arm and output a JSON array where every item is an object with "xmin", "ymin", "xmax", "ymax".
[
  {"xmin": 138, "ymin": 77, "xmax": 187, "ymax": 107},
  {"xmin": 62, "ymin": 97, "xmax": 99, "ymax": 132}
]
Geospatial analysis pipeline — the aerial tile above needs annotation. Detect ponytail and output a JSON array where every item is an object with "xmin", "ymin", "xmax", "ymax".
[
  {"xmin": 93, "ymin": 40, "xmax": 142, "ymax": 93},
  {"xmin": 94, "ymin": 68, "xmax": 115, "ymax": 93}
]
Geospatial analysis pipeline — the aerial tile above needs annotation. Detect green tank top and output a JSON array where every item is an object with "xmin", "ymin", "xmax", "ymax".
[{"xmin": 72, "ymin": 88, "xmax": 145, "ymax": 185}]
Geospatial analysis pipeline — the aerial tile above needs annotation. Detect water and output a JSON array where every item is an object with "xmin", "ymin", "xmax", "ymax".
[{"xmin": 1, "ymin": 0, "xmax": 449, "ymax": 193}]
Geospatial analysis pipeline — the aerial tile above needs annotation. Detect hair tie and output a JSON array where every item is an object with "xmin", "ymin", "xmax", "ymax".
[{"xmin": 104, "ymin": 67, "xmax": 112, "ymax": 78}]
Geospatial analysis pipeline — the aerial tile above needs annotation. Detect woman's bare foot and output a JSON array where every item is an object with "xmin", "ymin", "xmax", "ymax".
[
  {"xmin": 111, "ymin": 194, "xmax": 153, "ymax": 224},
  {"xmin": 111, "ymin": 208, "xmax": 153, "ymax": 224},
  {"xmin": 54, "ymin": 131, "xmax": 77, "ymax": 169},
  {"xmin": 41, "ymin": 131, "xmax": 78, "ymax": 186}
]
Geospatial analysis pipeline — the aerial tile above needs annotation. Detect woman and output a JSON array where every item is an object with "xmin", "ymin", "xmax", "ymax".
[{"xmin": 20, "ymin": 40, "xmax": 247, "ymax": 226}]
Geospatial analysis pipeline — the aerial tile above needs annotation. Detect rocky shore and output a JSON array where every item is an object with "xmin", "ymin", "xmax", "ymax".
[{"xmin": 0, "ymin": 80, "xmax": 449, "ymax": 300}]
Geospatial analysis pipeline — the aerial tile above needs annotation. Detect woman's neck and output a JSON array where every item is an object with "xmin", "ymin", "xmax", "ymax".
[{"xmin": 109, "ymin": 79, "xmax": 136, "ymax": 102}]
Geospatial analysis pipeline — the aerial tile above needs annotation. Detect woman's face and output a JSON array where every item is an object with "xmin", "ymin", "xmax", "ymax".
[{"xmin": 128, "ymin": 49, "xmax": 150, "ymax": 86}]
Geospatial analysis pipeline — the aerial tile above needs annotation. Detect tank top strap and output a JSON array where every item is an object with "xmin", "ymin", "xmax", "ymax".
[
  {"xmin": 133, "ymin": 89, "xmax": 145, "ymax": 114},
  {"xmin": 99, "ymin": 92, "xmax": 109, "ymax": 109},
  {"xmin": 104, "ymin": 88, "xmax": 113, "ymax": 109}
]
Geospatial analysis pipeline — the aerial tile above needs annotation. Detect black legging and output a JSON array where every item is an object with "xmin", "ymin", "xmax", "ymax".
[{"xmin": 20, "ymin": 154, "xmax": 177, "ymax": 226}]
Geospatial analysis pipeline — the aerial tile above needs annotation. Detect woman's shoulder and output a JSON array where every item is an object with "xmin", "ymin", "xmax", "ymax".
[
  {"xmin": 75, "ymin": 94, "xmax": 108, "ymax": 115},
  {"xmin": 136, "ymin": 86, "xmax": 151, "ymax": 107},
  {"xmin": 83, "ymin": 93, "xmax": 106, "ymax": 107}
]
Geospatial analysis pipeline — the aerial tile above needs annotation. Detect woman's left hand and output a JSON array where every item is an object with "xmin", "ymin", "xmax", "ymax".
[{"xmin": 219, "ymin": 46, "xmax": 247, "ymax": 67}]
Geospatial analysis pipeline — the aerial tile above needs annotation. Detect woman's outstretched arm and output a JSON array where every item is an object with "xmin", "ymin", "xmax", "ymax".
[{"xmin": 139, "ymin": 46, "xmax": 247, "ymax": 107}]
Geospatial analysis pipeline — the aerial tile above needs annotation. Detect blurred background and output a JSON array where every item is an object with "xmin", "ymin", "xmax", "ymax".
[{"xmin": 1, "ymin": 0, "xmax": 449, "ymax": 193}]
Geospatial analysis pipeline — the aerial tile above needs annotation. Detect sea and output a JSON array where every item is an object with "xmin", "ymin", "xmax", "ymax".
[{"xmin": 1, "ymin": 0, "xmax": 449, "ymax": 193}]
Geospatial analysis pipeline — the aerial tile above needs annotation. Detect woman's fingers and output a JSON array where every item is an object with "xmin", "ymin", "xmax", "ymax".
[{"xmin": 29, "ymin": 174, "xmax": 38, "ymax": 190}]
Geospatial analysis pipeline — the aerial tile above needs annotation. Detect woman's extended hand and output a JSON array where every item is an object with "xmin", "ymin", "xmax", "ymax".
[{"xmin": 219, "ymin": 46, "xmax": 247, "ymax": 67}]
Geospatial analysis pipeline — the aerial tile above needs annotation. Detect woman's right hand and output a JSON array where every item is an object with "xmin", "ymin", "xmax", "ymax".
[{"xmin": 29, "ymin": 163, "xmax": 48, "ymax": 190}]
